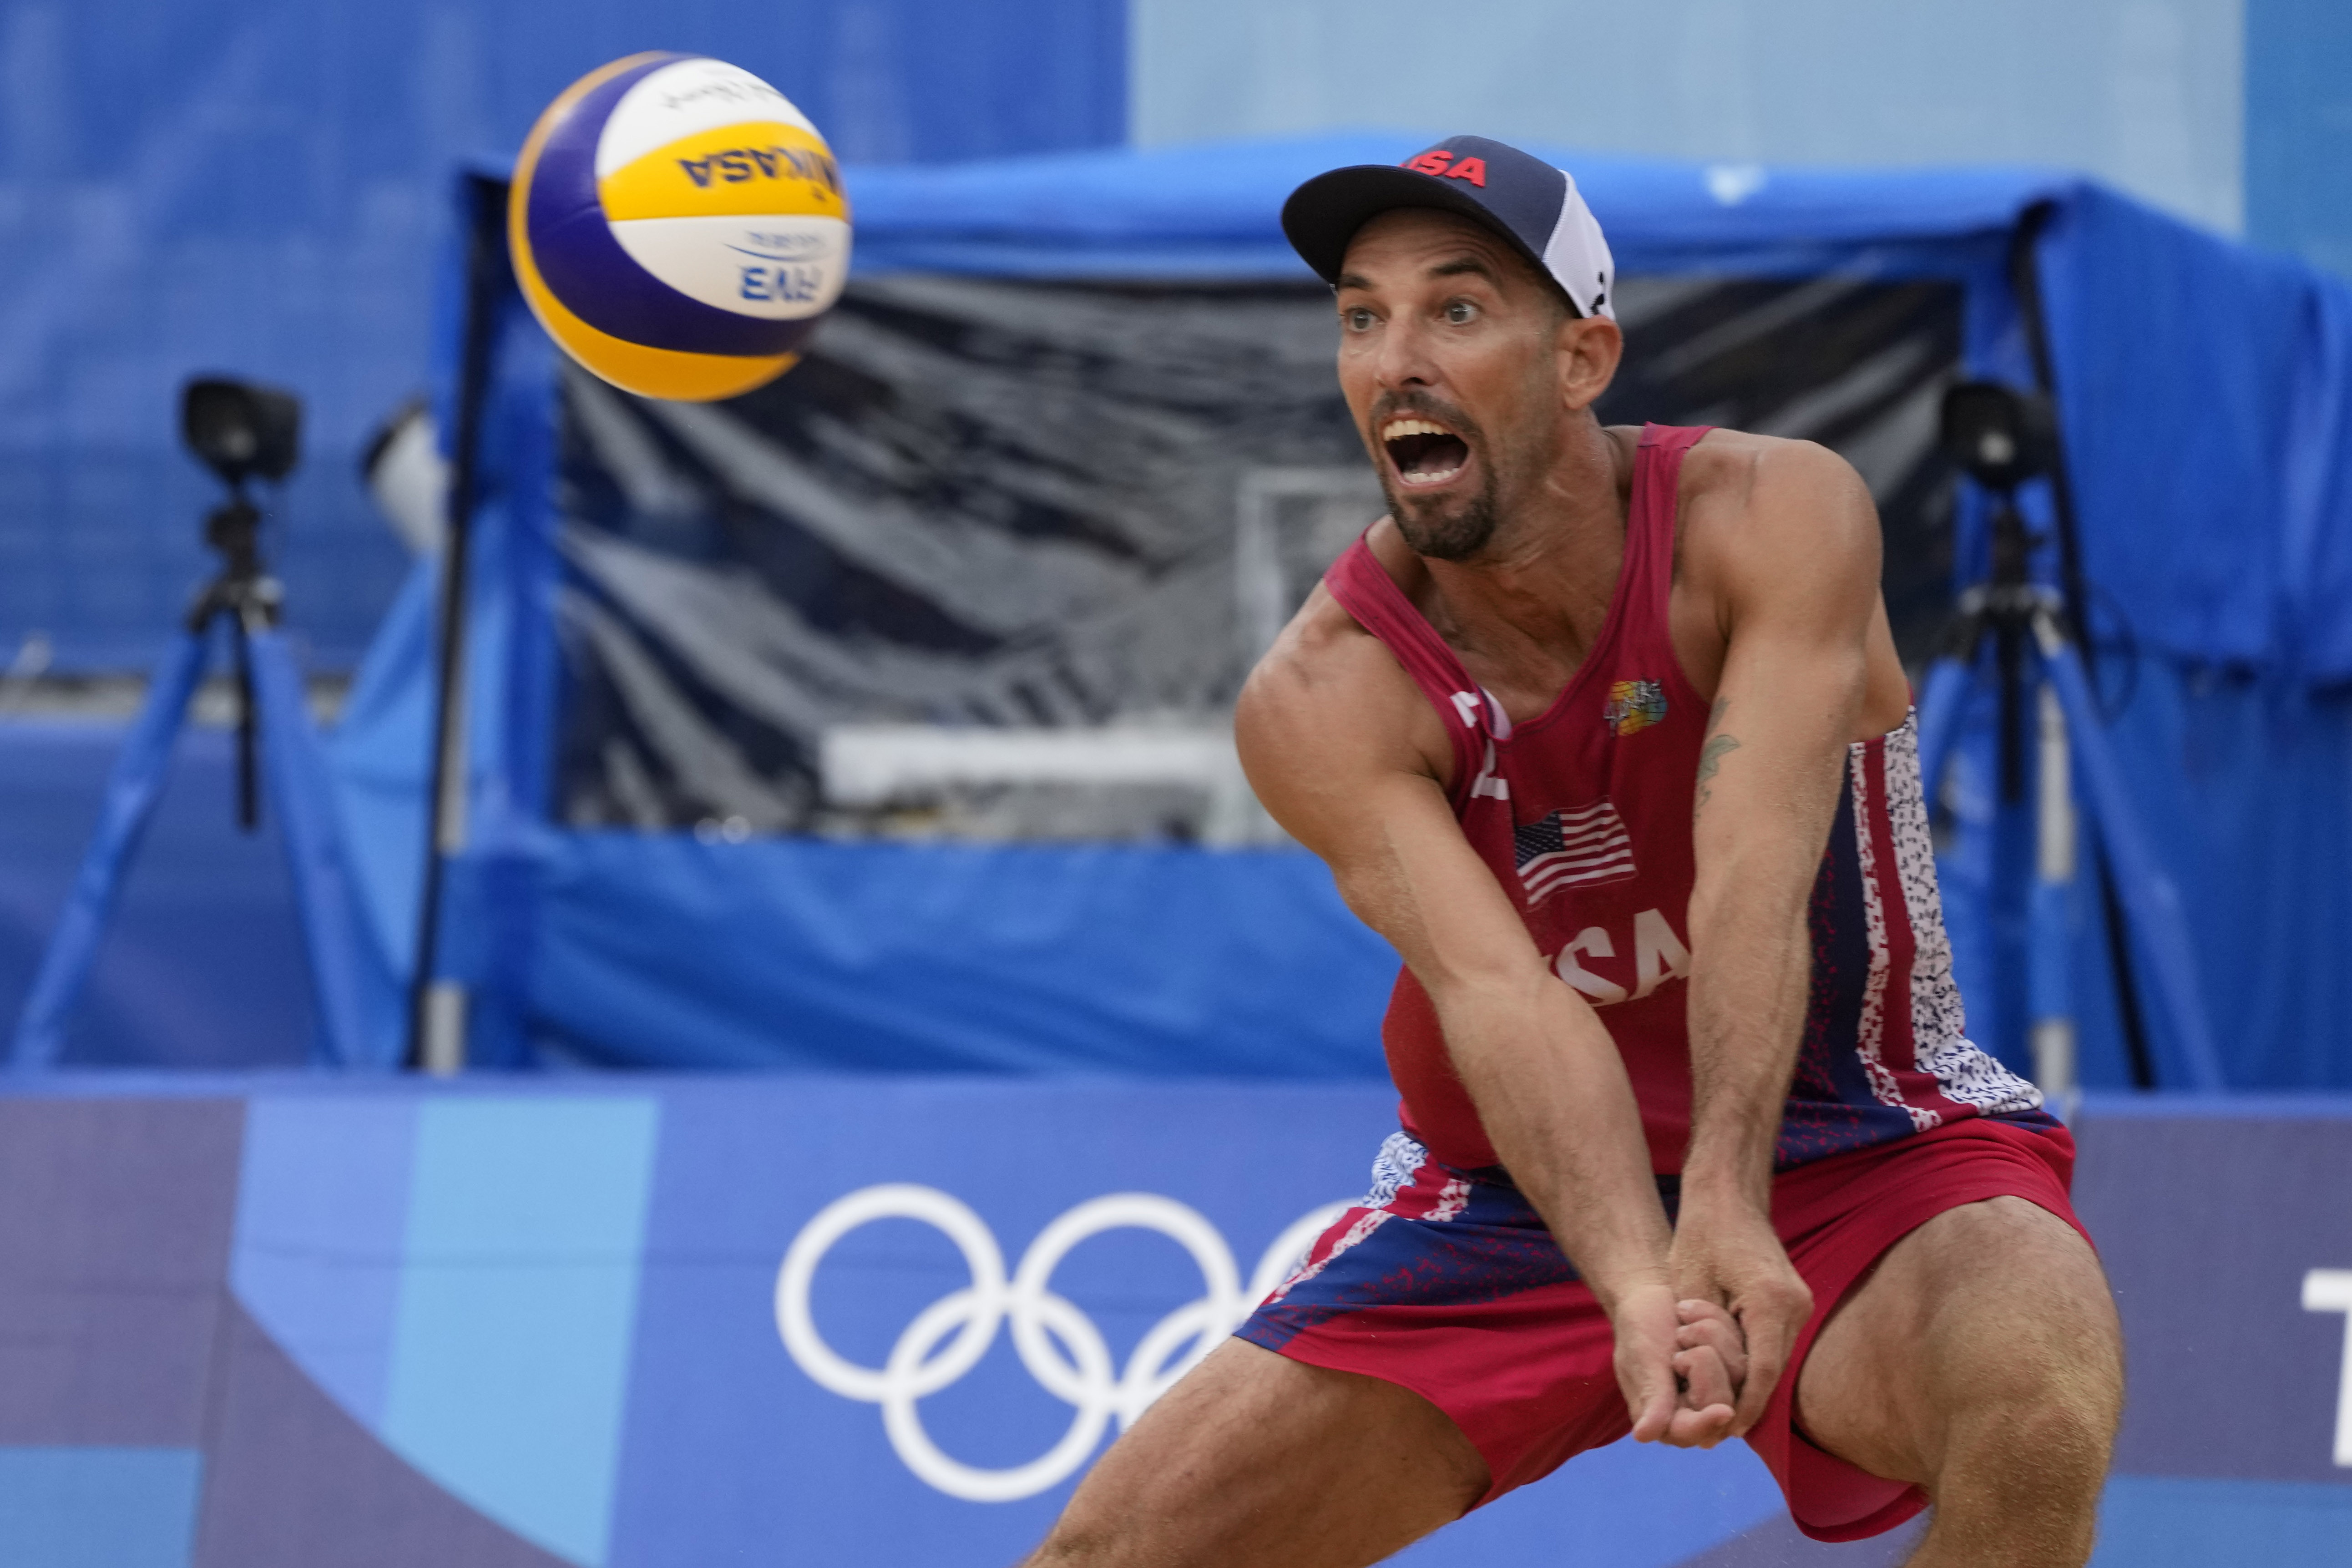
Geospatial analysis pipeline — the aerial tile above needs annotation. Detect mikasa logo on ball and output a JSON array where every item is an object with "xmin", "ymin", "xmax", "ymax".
[{"xmin": 674, "ymin": 145, "xmax": 841, "ymax": 193}]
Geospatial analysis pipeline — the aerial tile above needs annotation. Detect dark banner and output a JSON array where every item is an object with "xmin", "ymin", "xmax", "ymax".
[{"xmin": 551, "ymin": 273, "xmax": 1961, "ymax": 837}]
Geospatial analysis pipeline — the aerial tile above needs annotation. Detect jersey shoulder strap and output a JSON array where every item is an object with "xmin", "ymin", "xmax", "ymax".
[
  {"xmin": 1619, "ymin": 423, "xmax": 1712, "ymax": 664},
  {"xmin": 1321, "ymin": 535, "xmax": 1487, "ymax": 801}
]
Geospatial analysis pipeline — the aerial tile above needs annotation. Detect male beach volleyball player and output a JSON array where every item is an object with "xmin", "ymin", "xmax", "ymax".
[{"xmin": 1020, "ymin": 137, "xmax": 2122, "ymax": 1568}]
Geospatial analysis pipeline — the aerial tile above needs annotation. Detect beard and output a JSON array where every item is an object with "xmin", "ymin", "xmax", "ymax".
[
  {"xmin": 1368, "ymin": 391, "xmax": 1505, "ymax": 562},
  {"xmin": 1380, "ymin": 467, "xmax": 1501, "ymax": 562}
]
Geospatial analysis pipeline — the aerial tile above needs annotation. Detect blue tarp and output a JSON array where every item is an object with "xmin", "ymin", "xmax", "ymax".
[
  {"xmin": 847, "ymin": 133, "xmax": 2066, "ymax": 276},
  {"xmin": 2038, "ymin": 187, "xmax": 2352, "ymax": 678},
  {"xmin": 304, "ymin": 137, "xmax": 2352, "ymax": 1089}
]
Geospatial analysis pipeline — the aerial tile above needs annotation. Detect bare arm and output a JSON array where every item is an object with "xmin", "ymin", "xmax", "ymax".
[
  {"xmin": 1674, "ymin": 440, "xmax": 1891, "ymax": 1430},
  {"xmin": 1237, "ymin": 602, "xmax": 1730, "ymax": 1445}
]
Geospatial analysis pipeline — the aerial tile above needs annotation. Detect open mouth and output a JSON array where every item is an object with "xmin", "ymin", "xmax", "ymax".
[{"xmin": 1381, "ymin": 418, "xmax": 1471, "ymax": 487}]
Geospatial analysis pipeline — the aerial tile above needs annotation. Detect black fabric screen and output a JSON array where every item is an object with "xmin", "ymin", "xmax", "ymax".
[{"xmin": 551, "ymin": 272, "xmax": 1961, "ymax": 836}]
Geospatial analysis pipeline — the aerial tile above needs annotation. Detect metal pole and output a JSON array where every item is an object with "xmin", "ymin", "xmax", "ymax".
[
  {"xmin": 2006, "ymin": 202, "xmax": 2094, "ymax": 661},
  {"xmin": 406, "ymin": 174, "xmax": 506, "ymax": 1075},
  {"xmin": 2028, "ymin": 681, "xmax": 2077, "ymax": 1099}
]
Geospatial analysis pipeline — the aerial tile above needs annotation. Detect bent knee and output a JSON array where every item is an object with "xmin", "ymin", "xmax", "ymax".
[
  {"xmin": 1933, "ymin": 1375, "xmax": 2119, "ymax": 1516},
  {"xmin": 1939, "ymin": 1312, "xmax": 2121, "ymax": 1466}
]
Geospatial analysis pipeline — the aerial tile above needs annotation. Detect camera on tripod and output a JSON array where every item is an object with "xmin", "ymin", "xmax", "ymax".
[
  {"xmin": 14, "ymin": 370, "xmax": 382, "ymax": 1070},
  {"xmin": 182, "ymin": 376, "xmax": 299, "ymax": 624},
  {"xmin": 180, "ymin": 375, "xmax": 302, "ymax": 829},
  {"xmin": 1917, "ymin": 378, "xmax": 2224, "ymax": 1096}
]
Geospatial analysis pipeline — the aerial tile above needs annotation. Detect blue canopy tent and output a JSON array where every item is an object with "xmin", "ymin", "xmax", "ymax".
[{"xmin": 316, "ymin": 133, "xmax": 2352, "ymax": 1091}]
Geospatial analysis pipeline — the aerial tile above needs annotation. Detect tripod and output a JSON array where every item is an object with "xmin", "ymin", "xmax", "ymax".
[
  {"xmin": 1912, "ymin": 485, "xmax": 2226, "ymax": 1093},
  {"xmin": 9, "ymin": 485, "xmax": 382, "ymax": 1069}
]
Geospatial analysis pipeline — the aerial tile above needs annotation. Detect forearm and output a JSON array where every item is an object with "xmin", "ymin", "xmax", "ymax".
[
  {"xmin": 1679, "ymin": 875, "xmax": 1813, "ymax": 1210},
  {"xmin": 1681, "ymin": 675, "xmax": 1850, "ymax": 1211},
  {"xmin": 1435, "ymin": 976, "xmax": 1672, "ymax": 1310}
]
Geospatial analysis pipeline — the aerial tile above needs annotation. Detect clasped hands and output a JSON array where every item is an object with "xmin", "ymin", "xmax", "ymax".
[{"xmin": 1615, "ymin": 1208, "xmax": 1814, "ymax": 1451}]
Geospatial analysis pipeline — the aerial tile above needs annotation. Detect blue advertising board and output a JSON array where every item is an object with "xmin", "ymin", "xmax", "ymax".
[{"xmin": 1, "ymin": 1078, "xmax": 2349, "ymax": 1566}]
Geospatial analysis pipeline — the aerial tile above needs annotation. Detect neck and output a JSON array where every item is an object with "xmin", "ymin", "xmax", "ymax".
[{"xmin": 1414, "ymin": 419, "xmax": 1638, "ymax": 678}]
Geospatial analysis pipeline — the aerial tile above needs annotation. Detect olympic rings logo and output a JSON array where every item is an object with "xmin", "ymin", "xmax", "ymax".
[{"xmin": 774, "ymin": 1184, "xmax": 1346, "ymax": 1502}]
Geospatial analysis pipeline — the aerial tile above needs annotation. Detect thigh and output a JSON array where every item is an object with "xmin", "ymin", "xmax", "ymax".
[
  {"xmin": 1793, "ymin": 1195, "xmax": 2122, "ymax": 1487},
  {"xmin": 1023, "ymin": 1337, "xmax": 1488, "ymax": 1568}
]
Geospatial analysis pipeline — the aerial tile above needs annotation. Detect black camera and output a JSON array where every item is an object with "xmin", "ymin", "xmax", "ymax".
[
  {"xmin": 182, "ymin": 376, "xmax": 302, "ymax": 490},
  {"xmin": 1938, "ymin": 380, "xmax": 2056, "ymax": 493}
]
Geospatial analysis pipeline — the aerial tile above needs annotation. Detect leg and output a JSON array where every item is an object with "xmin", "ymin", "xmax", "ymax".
[
  {"xmin": 1020, "ymin": 1337, "xmax": 1488, "ymax": 1568},
  {"xmin": 1796, "ymin": 1197, "xmax": 2123, "ymax": 1568}
]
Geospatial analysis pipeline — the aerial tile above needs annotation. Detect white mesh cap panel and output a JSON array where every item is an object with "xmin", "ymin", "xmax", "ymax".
[{"xmin": 1540, "ymin": 171, "xmax": 1616, "ymax": 321}]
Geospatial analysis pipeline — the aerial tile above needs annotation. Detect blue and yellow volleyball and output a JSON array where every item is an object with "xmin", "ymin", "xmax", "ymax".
[{"xmin": 509, "ymin": 53, "xmax": 850, "ymax": 402}]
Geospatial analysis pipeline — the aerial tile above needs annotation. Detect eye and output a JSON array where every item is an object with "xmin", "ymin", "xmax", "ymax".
[
  {"xmin": 1444, "ymin": 298, "xmax": 1479, "ymax": 325},
  {"xmin": 1342, "ymin": 306, "xmax": 1377, "ymax": 332}
]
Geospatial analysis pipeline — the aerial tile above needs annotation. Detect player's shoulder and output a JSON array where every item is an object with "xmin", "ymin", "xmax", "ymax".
[
  {"xmin": 1239, "ymin": 576, "xmax": 1418, "ymax": 738},
  {"xmin": 1236, "ymin": 531, "xmax": 1451, "ymax": 787},
  {"xmin": 1677, "ymin": 428, "xmax": 1865, "ymax": 512},
  {"xmin": 1671, "ymin": 428, "xmax": 1878, "ymax": 582}
]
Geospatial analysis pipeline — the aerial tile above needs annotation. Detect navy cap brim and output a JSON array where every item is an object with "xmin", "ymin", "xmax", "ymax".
[{"xmin": 1280, "ymin": 162, "xmax": 1561, "ymax": 303}]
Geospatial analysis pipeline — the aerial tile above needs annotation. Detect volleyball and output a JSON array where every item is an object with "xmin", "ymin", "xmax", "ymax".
[{"xmin": 509, "ymin": 53, "xmax": 850, "ymax": 402}]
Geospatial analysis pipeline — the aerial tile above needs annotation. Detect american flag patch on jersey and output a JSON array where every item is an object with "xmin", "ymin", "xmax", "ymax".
[{"xmin": 1513, "ymin": 799, "xmax": 1636, "ymax": 901}]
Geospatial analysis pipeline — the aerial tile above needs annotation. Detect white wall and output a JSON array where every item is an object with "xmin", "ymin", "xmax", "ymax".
[{"xmin": 1131, "ymin": 0, "xmax": 2244, "ymax": 233}]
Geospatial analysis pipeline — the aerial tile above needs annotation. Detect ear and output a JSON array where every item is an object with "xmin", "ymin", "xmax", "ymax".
[{"xmin": 1555, "ymin": 314, "xmax": 1624, "ymax": 413}]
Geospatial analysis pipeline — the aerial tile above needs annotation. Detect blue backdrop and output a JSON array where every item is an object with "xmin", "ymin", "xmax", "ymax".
[{"xmin": 0, "ymin": 0, "xmax": 1125, "ymax": 671}]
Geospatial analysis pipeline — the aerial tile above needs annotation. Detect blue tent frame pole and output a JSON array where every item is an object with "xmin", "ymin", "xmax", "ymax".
[
  {"xmin": 248, "ymin": 626, "xmax": 379, "ymax": 1066},
  {"xmin": 406, "ymin": 172, "xmax": 507, "ymax": 1075}
]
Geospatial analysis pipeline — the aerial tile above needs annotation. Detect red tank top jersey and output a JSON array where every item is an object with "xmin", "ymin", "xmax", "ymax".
[{"xmin": 1322, "ymin": 424, "xmax": 2054, "ymax": 1175}]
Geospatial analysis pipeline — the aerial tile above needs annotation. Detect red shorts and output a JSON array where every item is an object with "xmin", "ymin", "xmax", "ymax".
[{"xmin": 1235, "ymin": 1115, "xmax": 2085, "ymax": 1542}]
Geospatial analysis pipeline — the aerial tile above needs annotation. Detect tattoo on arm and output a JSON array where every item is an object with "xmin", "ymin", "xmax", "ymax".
[{"xmin": 1696, "ymin": 700, "xmax": 1741, "ymax": 815}]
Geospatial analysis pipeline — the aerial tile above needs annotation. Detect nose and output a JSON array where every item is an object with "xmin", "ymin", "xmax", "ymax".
[{"xmin": 1370, "ymin": 310, "xmax": 1439, "ymax": 394}]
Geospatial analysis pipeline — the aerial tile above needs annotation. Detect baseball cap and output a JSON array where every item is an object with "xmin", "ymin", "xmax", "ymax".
[{"xmin": 1280, "ymin": 135, "xmax": 1615, "ymax": 320}]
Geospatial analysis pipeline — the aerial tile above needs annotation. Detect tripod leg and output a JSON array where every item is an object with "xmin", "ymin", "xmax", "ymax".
[
  {"xmin": 248, "ymin": 627, "xmax": 390, "ymax": 1069},
  {"xmin": 2033, "ymin": 617, "xmax": 2228, "ymax": 1090},
  {"xmin": 9, "ymin": 628, "xmax": 210, "ymax": 1068},
  {"xmin": 233, "ymin": 615, "xmax": 259, "ymax": 831},
  {"xmin": 1913, "ymin": 652, "xmax": 1978, "ymax": 812}
]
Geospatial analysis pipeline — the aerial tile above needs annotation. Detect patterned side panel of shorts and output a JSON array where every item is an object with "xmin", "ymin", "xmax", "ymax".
[{"xmin": 1242, "ymin": 1133, "xmax": 1579, "ymax": 1349}]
